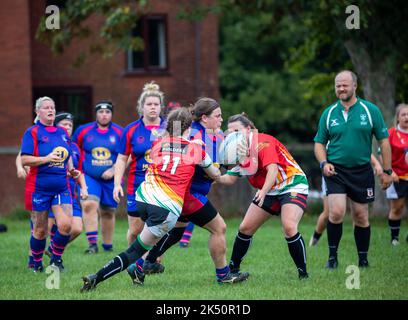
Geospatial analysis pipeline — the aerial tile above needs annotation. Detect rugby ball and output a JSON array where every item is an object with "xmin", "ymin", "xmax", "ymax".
[{"xmin": 218, "ymin": 132, "xmax": 246, "ymax": 165}]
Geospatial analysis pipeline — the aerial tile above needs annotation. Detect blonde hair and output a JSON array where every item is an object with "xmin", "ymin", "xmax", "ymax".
[
  {"xmin": 395, "ymin": 103, "xmax": 408, "ymax": 127},
  {"xmin": 137, "ymin": 81, "xmax": 164, "ymax": 116},
  {"xmin": 34, "ymin": 96, "xmax": 55, "ymax": 124}
]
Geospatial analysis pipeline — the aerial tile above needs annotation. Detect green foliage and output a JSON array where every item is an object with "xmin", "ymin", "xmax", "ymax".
[{"xmin": 1, "ymin": 218, "xmax": 407, "ymax": 299}]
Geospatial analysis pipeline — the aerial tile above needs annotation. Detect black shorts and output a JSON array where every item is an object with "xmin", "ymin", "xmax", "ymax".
[
  {"xmin": 135, "ymin": 201, "xmax": 170, "ymax": 227},
  {"xmin": 252, "ymin": 192, "xmax": 308, "ymax": 216},
  {"xmin": 324, "ymin": 162, "xmax": 375, "ymax": 203},
  {"xmin": 177, "ymin": 200, "xmax": 218, "ymax": 227},
  {"xmin": 386, "ymin": 180, "xmax": 408, "ymax": 199},
  {"xmin": 127, "ymin": 210, "xmax": 140, "ymax": 218}
]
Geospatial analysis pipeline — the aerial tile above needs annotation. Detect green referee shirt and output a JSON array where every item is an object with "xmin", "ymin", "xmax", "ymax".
[{"xmin": 314, "ymin": 97, "xmax": 389, "ymax": 168}]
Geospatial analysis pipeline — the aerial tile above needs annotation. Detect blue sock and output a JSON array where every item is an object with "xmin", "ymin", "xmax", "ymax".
[
  {"xmin": 30, "ymin": 236, "xmax": 46, "ymax": 268},
  {"xmin": 28, "ymin": 255, "xmax": 34, "ymax": 268},
  {"xmin": 102, "ymin": 243, "xmax": 113, "ymax": 251},
  {"xmin": 51, "ymin": 230, "xmax": 70, "ymax": 262},
  {"xmin": 86, "ymin": 231, "xmax": 98, "ymax": 246},
  {"xmin": 216, "ymin": 265, "xmax": 230, "ymax": 280},
  {"xmin": 136, "ymin": 258, "xmax": 144, "ymax": 271}
]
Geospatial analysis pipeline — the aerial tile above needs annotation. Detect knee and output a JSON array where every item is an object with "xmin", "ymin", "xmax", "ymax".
[
  {"xmin": 390, "ymin": 206, "xmax": 403, "ymax": 217},
  {"xmin": 214, "ymin": 220, "xmax": 227, "ymax": 236},
  {"xmin": 70, "ymin": 225, "xmax": 82, "ymax": 238},
  {"xmin": 239, "ymin": 223, "xmax": 254, "ymax": 236},
  {"xmin": 282, "ymin": 221, "xmax": 298, "ymax": 238},
  {"xmin": 58, "ymin": 222, "xmax": 72, "ymax": 235},
  {"xmin": 34, "ymin": 227, "xmax": 48, "ymax": 239}
]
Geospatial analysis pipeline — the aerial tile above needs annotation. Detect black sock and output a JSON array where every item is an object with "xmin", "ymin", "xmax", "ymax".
[
  {"xmin": 354, "ymin": 225, "xmax": 370, "ymax": 261},
  {"xmin": 388, "ymin": 219, "xmax": 401, "ymax": 241},
  {"xmin": 229, "ymin": 232, "xmax": 253, "ymax": 271},
  {"xmin": 95, "ymin": 236, "xmax": 150, "ymax": 284},
  {"xmin": 327, "ymin": 221, "xmax": 343, "ymax": 258},
  {"xmin": 145, "ymin": 227, "xmax": 185, "ymax": 263},
  {"xmin": 313, "ymin": 230, "xmax": 322, "ymax": 240},
  {"xmin": 286, "ymin": 232, "xmax": 307, "ymax": 275}
]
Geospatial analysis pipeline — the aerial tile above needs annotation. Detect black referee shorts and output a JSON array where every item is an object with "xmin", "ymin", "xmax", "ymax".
[{"xmin": 324, "ymin": 162, "xmax": 375, "ymax": 203}]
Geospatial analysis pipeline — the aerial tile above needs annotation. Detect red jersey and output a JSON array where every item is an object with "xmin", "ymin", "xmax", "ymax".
[{"xmin": 389, "ymin": 127, "xmax": 408, "ymax": 180}]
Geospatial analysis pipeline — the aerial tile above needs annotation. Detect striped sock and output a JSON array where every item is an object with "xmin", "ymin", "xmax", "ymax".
[
  {"xmin": 286, "ymin": 232, "xmax": 307, "ymax": 275},
  {"xmin": 51, "ymin": 230, "xmax": 70, "ymax": 262},
  {"xmin": 28, "ymin": 255, "xmax": 34, "ymax": 268},
  {"xmin": 30, "ymin": 236, "xmax": 46, "ymax": 269},
  {"xmin": 216, "ymin": 265, "xmax": 230, "ymax": 280},
  {"xmin": 180, "ymin": 222, "xmax": 194, "ymax": 247},
  {"xmin": 86, "ymin": 231, "xmax": 98, "ymax": 246},
  {"xmin": 229, "ymin": 232, "xmax": 253, "ymax": 271},
  {"xmin": 48, "ymin": 223, "xmax": 58, "ymax": 254},
  {"xmin": 388, "ymin": 219, "xmax": 401, "ymax": 241}
]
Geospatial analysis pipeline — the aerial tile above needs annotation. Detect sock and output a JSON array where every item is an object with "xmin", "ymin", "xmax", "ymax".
[
  {"xmin": 30, "ymin": 236, "xmax": 46, "ymax": 268},
  {"xmin": 388, "ymin": 219, "xmax": 401, "ymax": 241},
  {"xmin": 86, "ymin": 231, "xmax": 98, "ymax": 246},
  {"xmin": 146, "ymin": 227, "xmax": 185, "ymax": 263},
  {"xmin": 354, "ymin": 225, "xmax": 370, "ymax": 261},
  {"xmin": 229, "ymin": 232, "xmax": 253, "ymax": 271},
  {"xmin": 327, "ymin": 221, "xmax": 342, "ymax": 259},
  {"xmin": 313, "ymin": 230, "xmax": 322, "ymax": 241},
  {"xmin": 95, "ymin": 235, "xmax": 151, "ymax": 284},
  {"xmin": 180, "ymin": 222, "xmax": 195, "ymax": 247},
  {"xmin": 51, "ymin": 230, "xmax": 70, "ymax": 262},
  {"xmin": 102, "ymin": 243, "xmax": 113, "ymax": 251},
  {"xmin": 286, "ymin": 232, "xmax": 307, "ymax": 275},
  {"xmin": 216, "ymin": 265, "xmax": 230, "ymax": 280},
  {"xmin": 48, "ymin": 223, "xmax": 58, "ymax": 253}
]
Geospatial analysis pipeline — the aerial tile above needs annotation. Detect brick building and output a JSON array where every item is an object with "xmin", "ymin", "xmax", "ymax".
[{"xmin": 0, "ymin": 0, "xmax": 221, "ymax": 214}]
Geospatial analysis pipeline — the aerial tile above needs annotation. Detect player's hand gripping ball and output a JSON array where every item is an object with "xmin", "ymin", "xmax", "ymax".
[{"xmin": 218, "ymin": 132, "xmax": 247, "ymax": 165}]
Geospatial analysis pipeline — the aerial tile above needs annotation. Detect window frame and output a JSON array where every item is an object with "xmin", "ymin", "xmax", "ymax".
[{"xmin": 124, "ymin": 14, "xmax": 170, "ymax": 76}]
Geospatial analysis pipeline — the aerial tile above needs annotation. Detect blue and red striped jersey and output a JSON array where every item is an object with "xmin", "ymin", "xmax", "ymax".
[
  {"xmin": 21, "ymin": 122, "xmax": 72, "ymax": 195},
  {"xmin": 117, "ymin": 118, "xmax": 165, "ymax": 195},
  {"xmin": 72, "ymin": 122, "xmax": 123, "ymax": 180},
  {"xmin": 189, "ymin": 121, "xmax": 224, "ymax": 195}
]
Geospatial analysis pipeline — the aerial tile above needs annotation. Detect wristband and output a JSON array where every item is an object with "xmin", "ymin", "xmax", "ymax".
[{"xmin": 320, "ymin": 161, "xmax": 328, "ymax": 170}]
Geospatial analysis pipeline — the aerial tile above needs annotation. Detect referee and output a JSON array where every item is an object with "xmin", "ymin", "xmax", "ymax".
[{"xmin": 314, "ymin": 70, "xmax": 393, "ymax": 269}]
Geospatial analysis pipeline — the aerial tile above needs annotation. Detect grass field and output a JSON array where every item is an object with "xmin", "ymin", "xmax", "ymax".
[{"xmin": 0, "ymin": 215, "xmax": 407, "ymax": 300}]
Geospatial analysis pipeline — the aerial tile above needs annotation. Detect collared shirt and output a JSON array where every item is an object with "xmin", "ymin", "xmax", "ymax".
[{"xmin": 314, "ymin": 97, "xmax": 389, "ymax": 167}]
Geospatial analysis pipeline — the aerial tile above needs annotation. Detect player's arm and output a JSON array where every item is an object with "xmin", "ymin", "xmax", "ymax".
[
  {"xmin": 314, "ymin": 142, "xmax": 336, "ymax": 177},
  {"xmin": 113, "ymin": 154, "xmax": 128, "ymax": 203},
  {"xmin": 199, "ymin": 152, "xmax": 221, "ymax": 180},
  {"xmin": 378, "ymin": 137, "xmax": 393, "ymax": 189},
  {"xmin": 16, "ymin": 150, "xmax": 29, "ymax": 179},
  {"xmin": 254, "ymin": 163, "xmax": 278, "ymax": 207},
  {"xmin": 21, "ymin": 151, "xmax": 61, "ymax": 167},
  {"xmin": 370, "ymin": 154, "xmax": 383, "ymax": 176},
  {"xmin": 215, "ymin": 166, "xmax": 240, "ymax": 186},
  {"xmin": 76, "ymin": 173, "xmax": 88, "ymax": 200}
]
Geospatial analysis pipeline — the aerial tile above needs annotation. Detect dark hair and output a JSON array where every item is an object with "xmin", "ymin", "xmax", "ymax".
[
  {"xmin": 227, "ymin": 112, "xmax": 256, "ymax": 129},
  {"xmin": 166, "ymin": 108, "xmax": 192, "ymax": 136},
  {"xmin": 191, "ymin": 97, "xmax": 220, "ymax": 122},
  {"xmin": 54, "ymin": 111, "xmax": 74, "ymax": 125},
  {"xmin": 95, "ymin": 100, "xmax": 114, "ymax": 113}
]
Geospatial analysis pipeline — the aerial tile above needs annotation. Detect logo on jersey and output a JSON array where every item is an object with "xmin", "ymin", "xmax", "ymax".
[
  {"xmin": 86, "ymin": 135, "xmax": 94, "ymax": 142},
  {"xmin": 109, "ymin": 135, "xmax": 116, "ymax": 144},
  {"xmin": 144, "ymin": 149, "xmax": 153, "ymax": 163},
  {"xmin": 92, "ymin": 147, "xmax": 111, "ymax": 160},
  {"xmin": 330, "ymin": 119, "xmax": 339, "ymax": 127},
  {"xmin": 61, "ymin": 135, "xmax": 68, "ymax": 142},
  {"xmin": 42, "ymin": 136, "xmax": 49, "ymax": 143},
  {"xmin": 49, "ymin": 146, "xmax": 69, "ymax": 168},
  {"xmin": 360, "ymin": 114, "xmax": 368, "ymax": 126}
]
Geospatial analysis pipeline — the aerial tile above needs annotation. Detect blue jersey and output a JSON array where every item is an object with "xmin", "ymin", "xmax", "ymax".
[
  {"xmin": 189, "ymin": 121, "xmax": 224, "ymax": 195},
  {"xmin": 21, "ymin": 122, "xmax": 72, "ymax": 195},
  {"xmin": 73, "ymin": 122, "xmax": 123, "ymax": 180},
  {"xmin": 69, "ymin": 142, "xmax": 81, "ymax": 198},
  {"xmin": 117, "ymin": 118, "xmax": 165, "ymax": 195}
]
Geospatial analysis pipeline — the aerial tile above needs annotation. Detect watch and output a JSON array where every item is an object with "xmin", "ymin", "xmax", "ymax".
[{"xmin": 383, "ymin": 169, "xmax": 392, "ymax": 175}]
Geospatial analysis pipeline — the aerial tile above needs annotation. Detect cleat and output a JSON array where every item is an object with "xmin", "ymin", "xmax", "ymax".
[
  {"xmin": 391, "ymin": 239, "xmax": 400, "ymax": 246},
  {"xmin": 298, "ymin": 268, "xmax": 309, "ymax": 279},
  {"xmin": 50, "ymin": 258, "xmax": 65, "ymax": 272},
  {"xmin": 84, "ymin": 244, "xmax": 98, "ymax": 254},
  {"xmin": 127, "ymin": 263, "xmax": 145, "ymax": 285},
  {"xmin": 358, "ymin": 259, "xmax": 369, "ymax": 268},
  {"xmin": 309, "ymin": 236, "xmax": 319, "ymax": 247},
  {"xmin": 217, "ymin": 271, "xmax": 249, "ymax": 284},
  {"xmin": 326, "ymin": 257, "xmax": 338, "ymax": 269},
  {"xmin": 33, "ymin": 265, "xmax": 44, "ymax": 273},
  {"xmin": 179, "ymin": 242, "xmax": 189, "ymax": 248},
  {"xmin": 80, "ymin": 274, "xmax": 98, "ymax": 292},
  {"xmin": 143, "ymin": 261, "xmax": 165, "ymax": 275}
]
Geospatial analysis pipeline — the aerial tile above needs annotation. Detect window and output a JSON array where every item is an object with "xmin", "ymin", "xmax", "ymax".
[
  {"xmin": 33, "ymin": 87, "xmax": 93, "ymax": 128},
  {"xmin": 127, "ymin": 15, "xmax": 168, "ymax": 73}
]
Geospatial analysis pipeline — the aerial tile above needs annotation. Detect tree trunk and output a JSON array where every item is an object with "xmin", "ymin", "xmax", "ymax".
[{"xmin": 344, "ymin": 39, "xmax": 397, "ymax": 215}]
